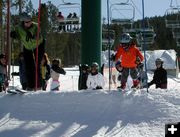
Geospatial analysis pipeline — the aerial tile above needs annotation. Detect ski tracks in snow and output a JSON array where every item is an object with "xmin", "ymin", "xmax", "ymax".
[{"xmin": 0, "ymin": 113, "xmax": 11, "ymax": 128}]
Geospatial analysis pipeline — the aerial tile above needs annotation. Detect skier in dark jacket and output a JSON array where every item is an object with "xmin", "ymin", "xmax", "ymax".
[
  {"xmin": 148, "ymin": 58, "xmax": 167, "ymax": 89},
  {"xmin": 78, "ymin": 64, "xmax": 90, "ymax": 90},
  {"xmin": 10, "ymin": 12, "xmax": 45, "ymax": 90}
]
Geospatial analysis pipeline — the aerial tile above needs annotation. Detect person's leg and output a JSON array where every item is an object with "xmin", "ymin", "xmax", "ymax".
[
  {"xmin": 22, "ymin": 83, "xmax": 27, "ymax": 90},
  {"xmin": 120, "ymin": 68, "xmax": 129, "ymax": 89},
  {"xmin": 42, "ymin": 79, "xmax": 46, "ymax": 90},
  {"xmin": 130, "ymin": 68, "xmax": 139, "ymax": 88},
  {"xmin": 160, "ymin": 83, "xmax": 167, "ymax": 89},
  {"xmin": 23, "ymin": 48, "xmax": 35, "ymax": 90}
]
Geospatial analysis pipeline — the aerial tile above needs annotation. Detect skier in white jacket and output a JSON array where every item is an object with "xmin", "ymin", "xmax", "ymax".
[{"xmin": 86, "ymin": 62, "xmax": 105, "ymax": 90}]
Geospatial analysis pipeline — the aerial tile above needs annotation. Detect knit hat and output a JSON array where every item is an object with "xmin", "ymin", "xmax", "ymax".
[{"xmin": 20, "ymin": 12, "xmax": 32, "ymax": 22}]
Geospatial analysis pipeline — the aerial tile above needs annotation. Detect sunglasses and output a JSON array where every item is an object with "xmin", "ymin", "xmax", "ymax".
[
  {"xmin": 156, "ymin": 63, "xmax": 161, "ymax": 65},
  {"xmin": 24, "ymin": 21, "xmax": 31, "ymax": 23}
]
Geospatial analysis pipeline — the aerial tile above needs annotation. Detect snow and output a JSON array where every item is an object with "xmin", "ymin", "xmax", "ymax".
[
  {"xmin": 102, "ymin": 49, "xmax": 178, "ymax": 70},
  {"xmin": 0, "ymin": 51, "xmax": 180, "ymax": 137},
  {"xmin": 145, "ymin": 50, "xmax": 177, "ymax": 70}
]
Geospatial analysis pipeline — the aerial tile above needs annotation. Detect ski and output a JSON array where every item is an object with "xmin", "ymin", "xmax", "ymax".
[
  {"xmin": 6, "ymin": 87, "xmax": 28, "ymax": 95},
  {"xmin": 15, "ymin": 88, "xmax": 28, "ymax": 94},
  {"xmin": 7, "ymin": 89, "xmax": 18, "ymax": 94}
]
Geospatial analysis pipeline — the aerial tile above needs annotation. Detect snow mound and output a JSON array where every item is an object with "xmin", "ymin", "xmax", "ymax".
[
  {"xmin": 146, "ymin": 50, "xmax": 177, "ymax": 70},
  {"xmin": 0, "ymin": 89, "xmax": 180, "ymax": 137},
  {"xmin": 102, "ymin": 49, "xmax": 177, "ymax": 70}
]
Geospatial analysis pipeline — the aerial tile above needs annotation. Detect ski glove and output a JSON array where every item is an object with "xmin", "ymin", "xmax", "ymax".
[
  {"xmin": 110, "ymin": 54, "xmax": 115, "ymax": 61},
  {"xmin": 10, "ymin": 31, "xmax": 17, "ymax": 38},
  {"xmin": 26, "ymin": 31, "xmax": 34, "ymax": 42}
]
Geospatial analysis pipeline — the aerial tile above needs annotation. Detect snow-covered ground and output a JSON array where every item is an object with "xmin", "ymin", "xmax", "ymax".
[{"xmin": 0, "ymin": 66, "xmax": 180, "ymax": 137}]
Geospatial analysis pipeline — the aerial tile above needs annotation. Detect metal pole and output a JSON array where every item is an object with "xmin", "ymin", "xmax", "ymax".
[
  {"xmin": 107, "ymin": 0, "xmax": 111, "ymax": 91},
  {"xmin": 81, "ymin": 0, "xmax": 102, "ymax": 67},
  {"xmin": 35, "ymin": 0, "xmax": 41, "ymax": 91},
  {"xmin": 142, "ymin": 0, "xmax": 149, "ymax": 93}
]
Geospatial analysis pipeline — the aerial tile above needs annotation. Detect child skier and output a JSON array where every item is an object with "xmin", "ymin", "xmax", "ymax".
[
  {"xmin": 0, "ymin": 54, "xmax": 7, "ymax": 92},
  {"xmin": 148, "ymin": 58, "xmax": 167, "ymax": 89},
  {"xmin": 115, "ymin": 33, "xmax": 144, "ymax": 89},
  {"xmin": 86, "ymin": 62, "xmax": 105, "ymax": 90},
  {"xmin": 50, "ymin": 59, "xmax": 66, "ymax": 91}
]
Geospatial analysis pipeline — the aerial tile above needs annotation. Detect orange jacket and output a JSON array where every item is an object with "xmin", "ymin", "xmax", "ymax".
[{"xmin": 115, "ymin": 44, "xmax": 144, "ymax": 68}]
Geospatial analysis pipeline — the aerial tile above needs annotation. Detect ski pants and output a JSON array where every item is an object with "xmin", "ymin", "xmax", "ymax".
[
  {"xmin": 23, "ymin": 40, "xmax": 45, "ymax": 89},
  {"xmin": 121, "ymin": 68, "xmax": 138, "ymax": 83}
]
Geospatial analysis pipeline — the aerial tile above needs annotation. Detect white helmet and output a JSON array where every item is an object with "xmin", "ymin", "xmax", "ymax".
[
  {"xmin": 91, "ymin": 62, "xmax": 99, "ymax": 70},
  {"xmin": 155, "ymin": 58, "xmax": 163, "ymax": 65},
  {"xmin": 120, "ymin": 33, "xmax": 132, "ymax": 44}
]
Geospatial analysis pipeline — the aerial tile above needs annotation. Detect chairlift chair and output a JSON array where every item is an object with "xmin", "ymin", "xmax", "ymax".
[
  {"xmin": 123, "ymin": 28, "xmax": 137, "ymax": 38},
  {"xmin": 57, "ymin": 2, "xmax": 81, "ymax": 33},
  {"xmin": 176, "ymin": 38, "xmax": 180, "ymax": 47},
  {"xmin": 172, "ymin": 28, "xmax": 180, "ymax": 38},
  {"xmin": 165, "ymin": 7, "xmax": 180, "ymax": 28},
  {"xmin": 136, "ymin": 28, "xmax": 156, "ymax": 45},
  {"xmin": 110, "ymin": 2, "xmax": 135, "ymax": 25}
]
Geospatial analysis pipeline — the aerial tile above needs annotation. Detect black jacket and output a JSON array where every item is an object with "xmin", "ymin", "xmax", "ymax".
[
  {"xmin": 51, "ymin": 65, "xmax": 66, "ymax": 75},
  {"xmin": 148, "ymin": 66, "xmax": 167, "ymax": 89}
]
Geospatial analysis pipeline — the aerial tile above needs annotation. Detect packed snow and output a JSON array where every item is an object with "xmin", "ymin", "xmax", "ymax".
[{"xmin": 0, "ymin": 50, "xmax": 180, "ymax": 137}]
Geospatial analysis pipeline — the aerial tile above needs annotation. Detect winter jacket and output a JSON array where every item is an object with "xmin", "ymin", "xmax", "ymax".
[
  {"xmin": 51, "ymin": 65, "xmax": 66, "ymax": 81},
  {"xmin": 11, "ymin": 22, "xmax": 43, "ymax": 50},
  {"xmin": 41, "ymin": 63, "xmax": 51, "ymax": 80},
  {"xmin": 148, "ymin": 66, "xmax": 167, "ymax": 89},
  {"xmin": 86, "ymin": 73, "xmax": 105, "ymax": 90},
  {"xmin": 50, "ymin": 66, "xmax": 66, "ymax": 91},
  {"xmin": 115, "ymin": 44, "xmax": 144, "ymax": 68}
]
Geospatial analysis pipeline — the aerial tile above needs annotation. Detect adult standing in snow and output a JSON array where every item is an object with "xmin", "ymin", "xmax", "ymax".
[
  {"xmin": 86, "ymin": 62, "xmax": 105, "ymax": 90},
  {"xmin": 10, "ymin": 12, "xmax": 45, "ymax": 90},
  {"xmin": 115, "ymin": 33, "xmax": 144, "ymax": 89},
  {"xmin": 148, "ymin": 58, "xmax": 167, "ymax": 89}
]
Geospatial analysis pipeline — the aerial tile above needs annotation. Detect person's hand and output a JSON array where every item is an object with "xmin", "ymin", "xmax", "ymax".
[
  {"xmin": 110, "ymin": 54, "xmax": 115, "ymax": 61},
  {"xmin": 26, "ymin": 31, "xmax": 34, "ymax": 41}
]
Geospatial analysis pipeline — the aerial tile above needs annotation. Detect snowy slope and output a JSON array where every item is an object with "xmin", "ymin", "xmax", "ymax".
[{"xmin": 0, "ymin": 68, "xmax": 180, "ymax": 137}]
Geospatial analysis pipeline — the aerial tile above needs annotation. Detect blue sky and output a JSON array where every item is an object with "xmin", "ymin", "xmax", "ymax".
[{"xmin": 31, "ymin": 0, "xmax": 178, "ymax": 20}]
